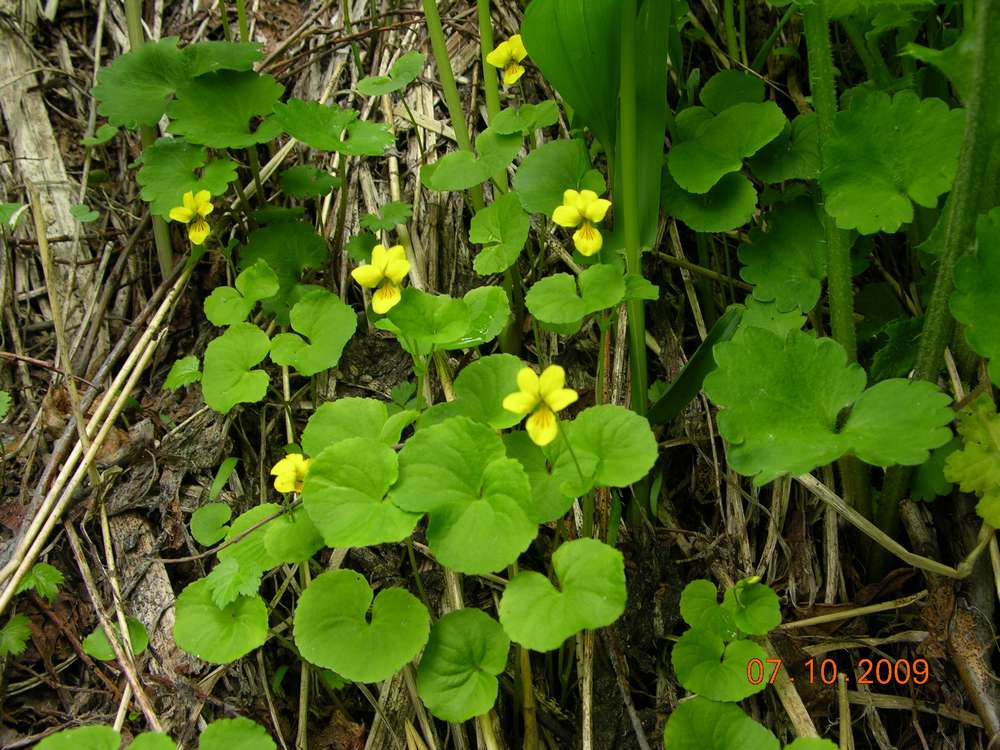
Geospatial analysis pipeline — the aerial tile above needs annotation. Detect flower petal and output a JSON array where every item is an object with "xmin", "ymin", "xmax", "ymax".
[
  {"xmin": 516, "ymin": 367, "xmax": 540, "ymax": 397},
  {"xmin": 573, "ymin": 224, "xmax": 603, "ymax": 256},
  {"xmin": 526, "ymin": 405, "xmax": 558, "ymax": 446},
  {"xmin": 351, "ymin": 264, "xmax": 383, "ymax": 289},
  {"xmin": 503, "ymin": 63, "xmax": 525, "ymax": 86},
  {"xmin": 502, "ymin": 391, "xmax": 537, "ymax": 415},
  {"xmin": 372, "ymin": 282, "xmax": 402, "ymax": 314},
  {"xmin": 169, "ymin": 206, "xmax": 194, "ymax": 224},
  {"xmin": 538, "ymin": 365, "xmax": 566, "ymax": 398},
  {"xmin": 508, "ymin": 35, "xmax": 528, "ymax": 62},
  {"xmin": 579, "ymin": 189, "xmax": 599, "ymax": 205},
  {"xmin": 371, "ymin": 244, "xmax": 390, "ymax": 274},
  {"xmin": 486, "ymin": 41, "xmax": 511, "ymax": 69},
  {"xmin": 384, "ymin": 257, "xmax": 411, "ymax": 285},
  {"xmin": 583, "ymin": 198, "xmax": 612, "ymax": 224},
  {"xmin": 188, "ymin": 217, "xmax": 211, "ymax": 245},
  {"xmin": 545, "ymin": 388, "xmax": 578, "ymax": 413},
  {"xmin": 552, "ymin": 204, "xmax": 583, "ymax": 228},
  {"xmin": 182, "ymin": 191, "xmax": 196, "ymax": 211}
]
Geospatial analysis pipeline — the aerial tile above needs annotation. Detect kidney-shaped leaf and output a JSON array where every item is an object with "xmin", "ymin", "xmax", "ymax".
[
  {"xmin": 270, "ymin": 290, "xmax": 357, "ymax": 376},
  {"xmin": 418, "ymin": 354, "xmax": 524, "ymax": 431},
  {"xmin": 512, "ymin": 139, "xmax": 605, "ymax": 217},
  {"xmin": 199, "ymin": 718, "xmax": 275, "ymax": 750},
  {"xmin": 421, "ymin": 128, "xmax": 522, "ymax": 192},
  {"xmin": 699, "ymin": 70, "xmax": 765, "ymax": 113},
  {"xmin": 470, "ymin": 192, "xmax": 531, "ymax": 275},
  {"xmin": 35, "ymin": 726, "xmax": 121, "ymax": 750},
  {"xmin": 662, "ymin": 697, "xmax": 778, "ymax": 750},
  {"xmin": 204, "ymin": 260, "xmax": 279, "ymax": 327},
  {"xmin": 671, "ymin": 627, "xmax": 767, "ymax": 701},
  {"xmin": 722, "ymin": 577, "xmax": 781, "ymax": 635},
  {"xmin": 173, "ymin": 578, "xmax": 268, "ymax": 664},
  {"xmin": 302, "ymin": 397, "xmax": 417, "ymax": 456},
  {"xmin": 379, "ymin": 288, "xmax": 470, "ymax": 348},
  {"xmin": 190, "ymin": 502, "xmax": 232, "ymax": 546},
  {"xmin": 525, "ymin": 264, "xmax": 625, "ymax": 325},
  {"xmin": 357, "ymin": 51, "xmax": 425, "ymax": 96},
  {"xmin": 201, "ymin": 323, "xmax": 271, "ymax": 413},
  {"xmin": 294, "ymin": 569, "xmax": 429, "ymax": 683},
  {"xmin": 661, "ymin": 170, "xmax": 757, "ymax": 233}
]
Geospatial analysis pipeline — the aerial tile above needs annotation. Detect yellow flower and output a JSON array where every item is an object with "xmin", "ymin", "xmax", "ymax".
[
  {"xmin": 351, "ymin": 244, "xmax": 411, "ymax": 314},
  {"xmin": 168, "ymin": 190, "xmax": 214, "ymax": 245},
  {"xmin": 486, "ymin": 34, "xmax": 528, "ymax": 86},
  {"xmin": 503, "ymin": 365, "xmax": 578, "ymax": 446},
  {"xmin": 552, "ymin": 189, "xmax": 612, "ymax": 256},
  {"xmin": 271, "ymin": 453, "xmax": 311, "ymax": 493}
]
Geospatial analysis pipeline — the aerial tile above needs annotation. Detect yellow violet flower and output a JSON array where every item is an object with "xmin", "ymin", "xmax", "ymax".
[
  {"xmin": 503, "ymin": 365, "xmax": 579, "ymax": 446},
  {"xmin": 351, "ymin": 244, "xmax": 411, "ymax": 315},
  {"xmin": 486, "ymin": 34, "xmax": 528, "ymax": 86},
  {"xmin": 169, "ymin": 190, "xmax": 214, "ymax": 245},
  {"xmin": 552, "ymin": 189, "xmax": 612, "ymax": 256},
  {"xmin": 271, "ymin": 453, "xmax": 311, "ymax": 493}
]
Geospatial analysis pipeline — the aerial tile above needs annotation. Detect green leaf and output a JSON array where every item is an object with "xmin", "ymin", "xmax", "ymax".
[
  {"xmin": 70, "ymin": 204, "xmax": 99, "ymax": 223},
  {"xmin": 738, "ymin": 199, "xmax": 828, "ymax": 313},
  {"xmin": 204, "ymin": 260, "xmax": 279, "ymax": 327},
  {"xmin": 0, "ymin": 203, "xmax": 28, "ymax": 229},
  {"xmin": 201, "ymin": 324, "xmax": 271, "ymax": 413},
  {"xmin": 82, "ymin": 616, "xmax": 149, "ymax": 661},
  {"xmin": 704, "ymin": 328, "xmax": 953, "ymax": 484},
  {"xmin": 263, "ymin": 507, "xmax": 324, "ymax": 564},
  {"xmin": 272, "ymin": 99, "xmax": 392, "ymax": 155},
  {"xmin": 212, "ymin": 503, "xmax": 283, "ymax": 605},
  {"xmin": 129, "ymin": 732, "xmax": 177, "ymax": 750},
  {"xmin": 279, "ymin": 165, "xmax": 340, "ymax": 198},
  {"xmin": 302, "ymin": 397, "xmax": 417, "ymax": 455},
  {"xmin": 239, "ymin": 221, "xmax": 328, "ymax": 324},
  {"xmin": 270, "ymin": 290, "xmax": 357, "ymax": 377},
  {"xmin": 558, "ymin": 404, "xmax": 659, "ymax": 494},
  {"xmin": 668, "ymin": 102, "xmax": 786, "ymax": 193},
  {"xmin": 438, "ymin": 286, "xmax": 511, "ymax": 350},
  {"xmin": 0, "ymin": 614, "xmax": 31, "ymax": 657},
  {"xmin": 0, "ymin": 390, "xmax": 10, "ymax": 420},
  {"xmin": 190, "ymin": 503, "xmax": 232, "ymax": 545},
  {"xmin": 167, "ymin": 70, "xmax": 284, "ymax": 149},
  {"xmin": 679, "ymin": 580, "xmax": 738, "ymax": 641},
  {"xmin": 748, "ymin": 114, "xmax": 821, "ymax": 183},
  {"xmin": 491, "ymin": 101, "xmax": 560, "ymax": 135},
  {"xmin": 870, "ymin": 316, "xmax": 921, "ymax": 382},
  {"xmin": 672, "ymin": 627, "xmax": 767, "ymax": 701},
  {"xmin": 164, "ymin": 355, "xmax": 201, "ymax": 390},
  {"xmin": 36, "ymin": 726, "xmax": 121, "ymax": 750},
  {"xmin": 421, "ymin": 128, "xmax": 522, "ymax": 192},
  {"xmin": 785, "ymin": 740, "xmax": 840, "ymax": 750},
  {"xmin": 173, "ymin": 578, "xmax": 267, "ymax": 664},
  {"xmin": 418, "ymin": 354, "xmax": 524, "ymax": 431},
  {"xmin": 661, "ymin": 170, "xmax": 757, "ymax": 232},
  {"xmin": 294, "ymin": 569, "xmax": 429, "ymax": 682},
  {"xmin": 346, "ymin": 231, "xmax": 379, "ymax": 262},
  {"xmin": 15, "ymin": 562, "xmax": 64, "ymax": 603},
  {"xmin": 699, "ymin": 70, "xmax": 765, "ymax": 113},
  {"xmin": 180, "ymin": 40, "xmax": 263, "ymax": 77},
  {"xmin": 512, "ymin": 139, "xmax": 604, "ymax": 216},
  {"xmin": 379, "ymin": 289, "xmax": 470, "ymax": 348},
  {"xmin": 944, "ymin": 396, "xmax": 1000, "ymax": 526},
  {"xmin": 903, "ymin": 29, "xmax": 975, "ymax": 102},
  {"xmin": 525, "ymin": 264, "xmax": 625, "ymax": 325},
  {"xmin": 499, "ymin": 538, "xmax": 626, "ymax": 652},
  {"xmin": 361, "ymin": 201, "xmax": 412, "ymax": 231},
  {"xmin": 951, "ymin": 208, "xmax": 1000, "ymax": 387},
  {"xmin": 204, "ymin": 559, "xmax": 260, "ymax": 606},
  {"xmin": 820, "ymin": 91, "xmax": 965, "ymax": 234},
  {"xmin": 502, "ymin": 432, "xmax": 576, "ymax": 523},
  {"xmin": 199, "ymin": 717, "xmax": 275, "ymax": 750},
  {"xmin": 722, "ymin": 577, "xmax": 781, "ymax": 635},
  {"xmin": 662, "ymin": 697, "xmax": 779, "ymax": 750},
  {"xmin": 209, "ymin": 457, "xmax": 239, "ymax": 501},
  {"xmin": 470, "ymin": 192, "xmax": 531, "ymax": 275},
  {"xmin": 911, "ymin": 437, "xmax": 959, "ymax": 502},
  {"xmin": 736, "ymin": 298, "xmax": 807, "ymax": 340},
  {"xmin": 417, "ymin": 609, "xmax": 510, "ymax": 722},
  {"xmin": 356, "ymin": 51, "xmax": 425, "ymax": 96},
  {"xmin": 82, "ymin": 123, "xmax": 118, "ymax": 147},
  {"xmin": 137, "ymin": 139, "xmax": 237, "ymax": 217},
  {"xmin": 392, "ymin": 417, "xmax": 536, "ymax": 574},
  {"xmin": 302, "ymin": 437, "xmax": 420, "ymax": 547}
]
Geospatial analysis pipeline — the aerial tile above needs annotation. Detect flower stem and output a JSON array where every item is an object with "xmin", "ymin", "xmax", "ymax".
[{"xmin": 235, "ymin": 0, "xmax": 249, "ymax": 42}]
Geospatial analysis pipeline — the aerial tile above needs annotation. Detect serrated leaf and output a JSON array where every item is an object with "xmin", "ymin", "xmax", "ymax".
[
  {"xmin": 302, "ymin": 437, "xmax": 420, "ymax": 547},
  {"xmin": 270, "ymin": 290, "xmax": 356, "ymax": 377},
  {"xmin": 470, "ymin": 192, "xmax": 530, "ymax": 275},
  {"xmin": 417, "ymin": 609, "xmax": 510, "ymax": 722},
  {"xmin": 294, "ymin": 569, "xmax": 429, "ymax": 682},
  {"xmin": 167, "ymin": 70, "xmax": 284, "ymax": 149},
  {"xmin": 661, "ymin": 170, "xmax": 757, "ymax": 232},
  {"xmin": 738, "ymin": 199, "xmax": 828, "ymax": 313},
  {"xmin": 820, "ymin": 91, "xmax": 965, "ymax": 234},
  {"xmin": 199, "ymin": 718, "xmax": 275, "ymax": 750},
  {"xmin": 422, "ymin": 128, "xmax": 523, "ymax": 192},
  {"xmin": 392, "ymin": 417, "xmax": 536, "ymax": 574},
  {"xmin": 82, "ymin": 616, "xmax": 148, "ymax": 661},
  {"xmin": 15, "ymin": 562, "xmax": 64, "ymax": 603},
  {"xmin": 668, "ymin": 102, "xmax": 786, "ymax": 193},
  {"xmin": 736, "ymin": 298, "xmax": 807, "ymax": 340},
  {"xmin": 361, "ymin": 201, "xmax": 412, "ymax": 231},
  {"xmin": 356, "ymin": 51, "xmax": 425, "ymax": 96},
  {"xmin": 951, "ymin": 208, "xmax": 1000, "ymax": 387},
  {"xmin": 211, "ymin": 503, "xmax": 283, "ymax": 605},
  {"xmin": 279, "ymin": 165, "xmax": 340, "ymax": 198},
  {"xmin": 0, "ymin": 614, "xmax": 31, "ymax": 657},
  {"xmin": 944, "ymin": 396, "xmax": 1000, "ymax": 525},
  {"xmin": 671, "ymin": 627, "xmax": 767, "ymax": 701},
  {"xmin": 662, "ymin": 697, "xmax": 779, "ymax": 750},
  {"xmin": 525, "ymin": 264, "xmax": 625, "ymax": 325},
  {"xmin": 870, "ymin": 316, "xmax": 921, "ymax": 382},
  {"xmin": 204, "ymin": 260, "xmax": 279, "ymax": 327},
  {"xmin": 722, "ymin": 577, "xmax": 781, "ymax": 635},
  {"xmin": 201, "ymin": 324, "xmax": 270, "ymax": 413},
  {"xmin": 699, "ymin": 70, "xmax": 765, "ymax": 113},
  {"xmin": 748, "ymin": 114, "xmax": 821, "ymax": 183},
  {"xmin": 137, "ymin": 139, "xmax": 237, "ymax": 217},
  {"xmin": 911, "ymin": 437, "xmax": 959, "ymax": 502},
  {"xmin": 164, "ymin": 355, "xmax": 201, "ymax": 390},
  {"xmin": 272, "ymin": 99, "xmax": 391, "ymax": 155},
  {"xmin": 512, "ymin": 139, "xmax": 605, "ymax": 216},
  {"xmin": 418, "ymin": 354, "xmax": 525, "ymax": 431},
  {"xmin": 35, "ymin": 726, "xmax": 121, "ymax": 750},
  {"xmin": 173, "ymin": 578, "xmax": 267, "ymax": 664},
  {"xmin": 499, "ymin": 538, "xmax": 626, "ymax": 651},
  {"xmin": 191, "ymin": 503, "xmax": 232, "ymax": 545},
  {"xmin": 204, "ymin": 558, "xmax": 260, "ymax": 606},
  {"xmin": 491, "ymin": 101, "xmax": 560, "ymax": 134}
]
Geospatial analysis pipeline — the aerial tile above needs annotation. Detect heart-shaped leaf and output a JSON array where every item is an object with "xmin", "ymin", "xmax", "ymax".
[
  {"xmin": 279, "ymin": 165, "xmax": 340, "ymax": 198},
  {"xmin": 204, "ymin": 260, "xmax": 279, "ymax": 327},
  {"xmin": 512, "ymin": 139, "xmax": 605, "ymax": 216},
  {"xmin": 239, "ymin": 221, "xmax": 328, "ymax": 324},
  {"xmin": 499, "ymin": 538, "xmax": 626, "ymax": 651},
  {"xmin": 164, "ymin": 355, "xmax": 201, "ymax": 390},
  {"xmin": 438, "ymin": 286, "xmax": 511, "ymax": 350},
  {"xmin": 679, "ymin": 580, "xmax": 738, "ymax": 641},
  {"xmin": 525, "ymin": 264, "xmax": 625, "ymax": 325},
  {"xmin": 417, "ymin": 609, "xmax": 510, "ymax": 722},
  {"xmin": 491, "ymin": 101, "xmax": 560, "ymax": 135},
  {"xmin": 199, "ymin": 718, "xmax": 275, "ymax": 750},
  {"xmin": 263, "ymin": 507, "xmax": 324, "ymax": 563},
  {"xmin": 748, "ymin": 114, "xmax": 820, "ymax": 183},
  {"xmin": 82, "ymin": 616, "xmax": 148, "ymax": 661},
  {"xmin": 294, "ymin": 569, "xmax": 429, "ymax": 682},
  {"xmin": 191, "ymin": 503, "xmax": 232, "ymax": 546},
  {"xmin": 356, "ymin": 51, "xmax": 425, "ymax": 96},
  {"xmin": 699, "ymin": 70, "xmax": 765, "ymax": 113},
  {"xmin": 470, "ymin": 192, "xmax": 531, "ymax": 275},
  {"xmin": 173, "ymin": 578, "xmax": 268, "ymax": 664},
  {"xmin": 209, "ymin": 503, "xmax": 283, "ymax": 605},
  {"xmin": 302, "ymin": 397, "xmax": 418, "ymax": 456},
  {"xmin": 671, "ymin": 627, "xmax": 767, "ymax": 701},
  {"xmin": 35, "ymin": 726, "xmax": 122, "ymax": 750},
  {"xmin": 137, "ymin": 138, "xmax": 237, "ymax": 217},
  {"xmin": 502, "ymin": 431, "xmax": 577, "ymax": 523},
  {"xmin": 722, "ymin": 577, "xmax": 781, "ymax": 635},
  {"xmin": 418, "ymin": 354, "xmax": 524, "ymax": 431},
  {"xmin": 421, "ymin": 128, "xmax": 522, "ymax": 192},
  {"xmin": 378, "ymin": 288, "xmax": 470, "ymax": 349},
  {"xmin": 201, "ymin": 323, "xmax": 271, "ymax": 414},
  {"xmin": 951, "ymin": 208, "xmax": 1000, "ymax": 387},
  {"xmin": 392, "ymin": 417, "xmax": 536, "ymax": 574},
  {"xmin": 662, "ymin": 697, "xmax": 778, "ymax": 750},
  {"xmin": 270, "ymin": 290, "xmax": 357, "ymax": 376},
  {"xmin": 661, "ymin": 170, "xmax": 757, "ymax": 232}
]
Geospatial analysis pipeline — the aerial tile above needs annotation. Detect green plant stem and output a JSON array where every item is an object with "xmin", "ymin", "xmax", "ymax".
[
  {"xmin": 422, "ymin": 0, "xmax": 485, "ymax": 212},
  {"xmin": 738, "ymin": 0, "xmax": 748, "ymax": 65},
  {"xmin": 839, "ymin": 19, "xmax": 890, "ymax": 88},
  {"xmin": 619, "ymin": 0, "xmax": 648, "ymax": 418},
  {"xmin": 750, "ymin": 5, "xmax": 796, "ymax": 72},
  {"xmin": 124, "ymin": 0, "xmax": 174, "ymax": 278},
  {"xmin": 246, "ymin": 147, "xmax": 264, "ymax": 206},
  {"xmin": 876, "ymin": 0, "xmax": 1000, "ymax": 547},
  {"xmin": 341, "ymin": 0, "xmax": 364, "ymax": 71},
  {"xmin": 235, "ymin": 0, "xmax": 249, "ymax": 42},
  {"xmin": 723, "ymin": 0, "xmax": 740, "ymax": 64}
]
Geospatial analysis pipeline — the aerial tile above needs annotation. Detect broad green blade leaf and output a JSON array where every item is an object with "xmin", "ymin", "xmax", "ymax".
[
  {"xmin": 662, "ymin": 697, "xmax": 778, "ymax": 750},
  {"xmin": 748, "ymin": 114, "xmax": 821, "ymax": 183},
  {"xmin": 82, "ymin": 616, "xmax": 148, "ymax": 661},
  {"xmin": 418, "ymin": 354, "xmax": 525, "ymax": 431},
  {"xmin": 190, "ymin": 502, "xmax": 232, "ymax": 545},
  {"xmin": 279, "ymin": 165, "xmax": 340, "ymax": 198},
  {"xmin": 164, "ymin": 355, "xmax": 201, "ymax": 390},
  {"xmin": 239, "ymin": 221, "xmax": 328, "ymax": 324},
  {"xmin": 671, "ymin": 627, "xmax": 767, "ymax": 701},
  {"xmin": 667, "ymin": 102, "xmax": 786, "ymax": 193},
  {"xmin": 945, "ymin": 396, "xmax": 1000, "ymax": 526},
  {"xmin": 820, "ymin": 91, "xmax": 965, "ymax": 234},
  {"xmin": 270, "ymin": 290, "xmax": 357, "ymax": 376},
  {"xmin": 293, "ymin": 569, "xmax": 429, "ymax": 682},
  {"xmin": 173, "ymin": 578, "xmax": 267, "ymax": 664},
  {"xmin": 699, "ymin": 70, "xmax": 765, "ymax": 113},
  {"xmin": 722, "ymin": 577, "xmax": 781, "ymax": 635},
  {"xmin": 180, "ymin": 40, "xmax": 263, "ymax": 77},
  {"xmin": 512, "ymin": 139, "xmax": 605, "ymax": 217},
  {"xmin": 470, "ymin": 192, "xmax": 531, "ymax": 275},
  {"xmin": 167, "ymin": 70, "xmax": 284, "ymax": 149},
  {"xmin": 951, "ymin": 208, "xmax": 1000, "ymax": 387},
  {"xmin": 204, "ymin": 260, "xmax": 280, "ymax": 327},
  {"xmin": 392, "ymin": 417, "xmax": 536, "ymax": 574},
  {"xmin": 137, "ymin": 138, "xmax": 237, "ymax": 217},
  {"xmin": 491, "ymin": 101, "xmax": 560, "ymax": 135},
  {"xmin": 209, "ymin": 457, "xmax": 239, "ymax": 501},
  {"xmin": 199, "ymin": 718, "xmax": 275, "ymax": 750},
  {"xmin": 0, "ymin": 614, "xmax": 31, "ymax": 657},
  {"xmin": 129, "ymin": 732, "xmax": 177, "ymax": 750},
  {"xmin": 738, "ymin": 198, "xmax": 828, "ymax": 313},
  {"xmin": 525, "ymin": 264, "xmax": 625, "ymax": 325},
  {"xmin": 36, "ymin": 726, "xmax": 121, "ymax": 750},
  {"xmin": 438, "ymin": 286, "xmax": 511, "ymax": 350},
  {"xmin": 356, "ymin": 51, "xmax": 425, "ymax": 96},
  {"xmin": 15, "ymin": 562, "xmax": 64, "ymax": 603},
  {"xmin": 302, "ymin": 437, "xmax": 420, "ymax": 548},
  {"xmin": 302, "ymin": 397, "xmax": 417, "ymax": 455},
  {"xmin": 201, "ymin": 323, "xmax": 271, "ymax": 414},
  {"xmin": 557, "ymin": 404, "xmax": 658, "ymax": 493},
  {"xmin": 263, "ymin": 507, "xmax": 324, "ymax": 563},
  {"xmin": 661, "ymin": 170, "xmax": 757, "ymax": 232},
  {"xmin": 421, "ymin": 128, "xmax": 522, "ymax": 192},
  {"xmin": 417, "ymin": 609, "xmax": 510, "ymax": 722},
  {"xmin": 502, "ymin": 432, "xmax": 576, "ymax": 523},
  {"xmin": 499, "ymin": 538, "xmax": 626, "ymax": 651}
]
